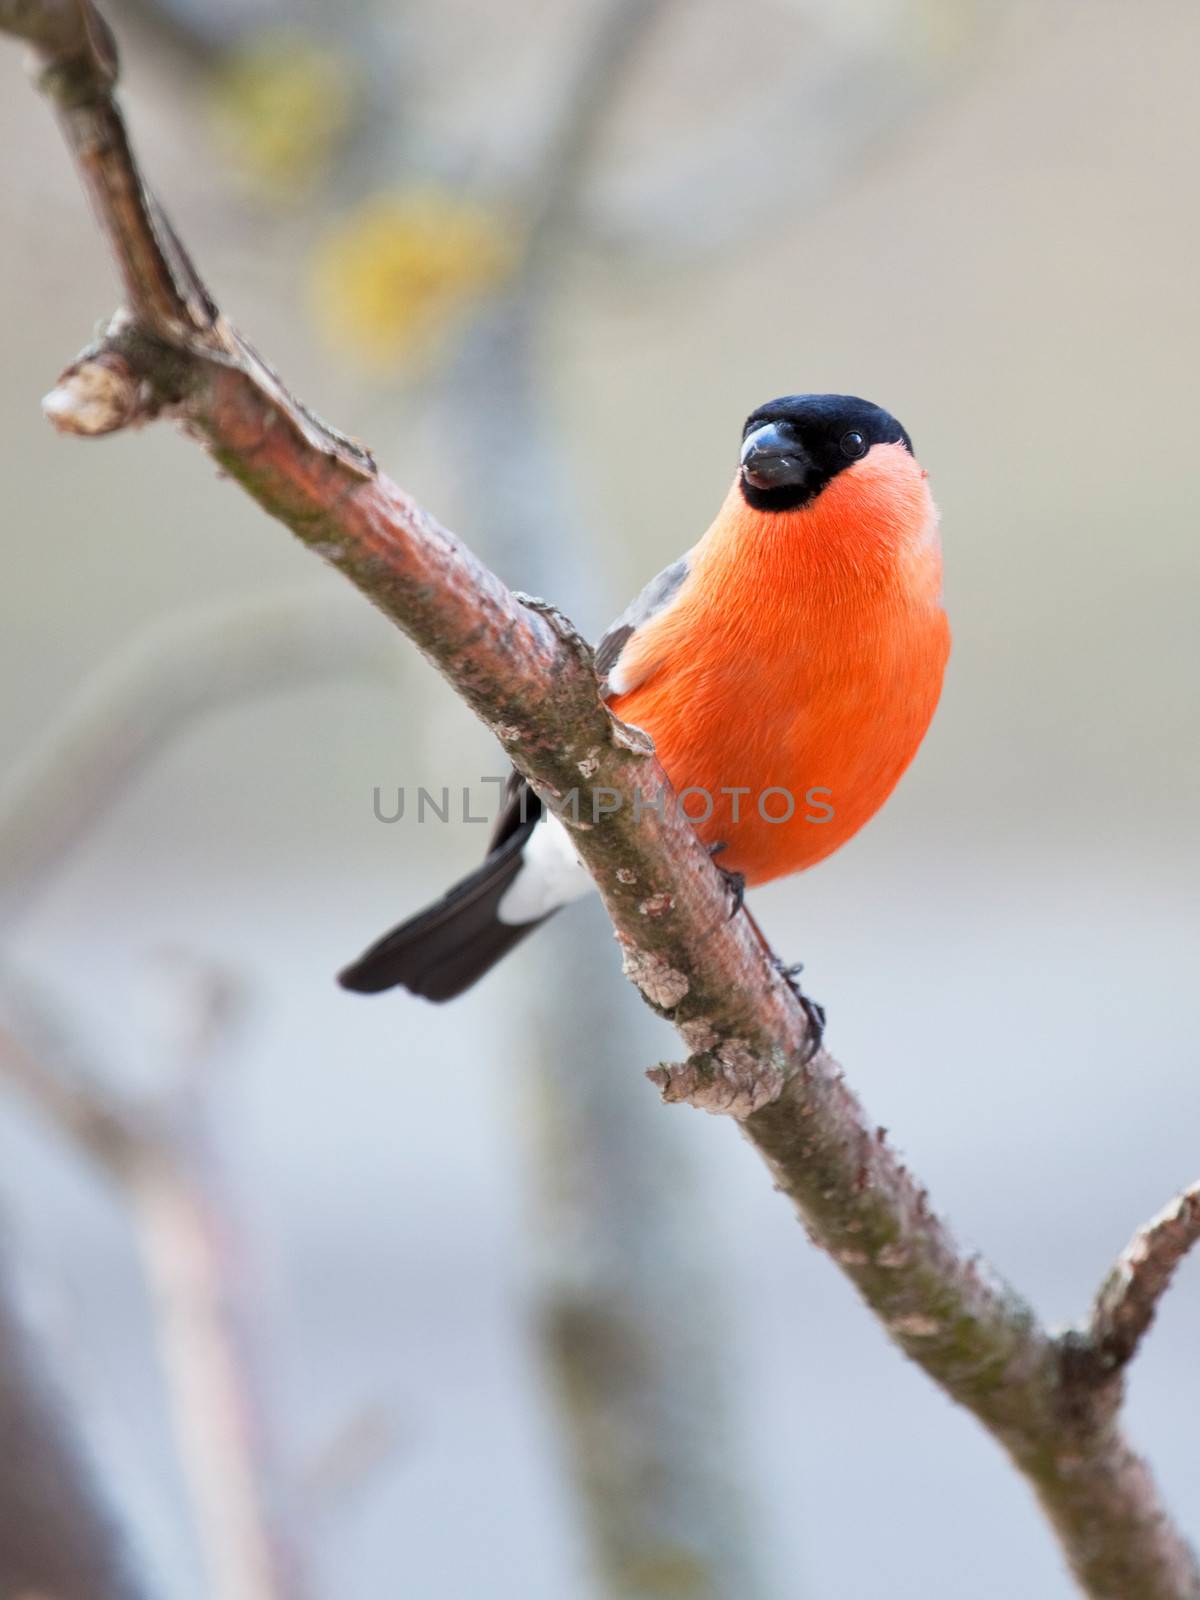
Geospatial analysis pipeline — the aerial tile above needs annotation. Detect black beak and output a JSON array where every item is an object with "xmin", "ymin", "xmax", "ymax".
[{"xmin": 740, "ymin": 420, "xmax": 812, "ymax": 491}]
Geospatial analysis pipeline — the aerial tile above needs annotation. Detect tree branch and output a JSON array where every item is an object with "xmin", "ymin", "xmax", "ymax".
[
  {"xmin": 11, "ymin": 0, "xmax": 814, "ymax": 1115},
  {"xmin": 1086, "ymin": 1183, "xmax": 1200, "ymax": 1376},
  {"xmin": 3, "ymin": 6, "xmax": 1199, "ymax": 1595}
]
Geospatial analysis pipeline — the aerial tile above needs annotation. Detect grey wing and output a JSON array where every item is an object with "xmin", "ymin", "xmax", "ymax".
[{"xmin": 595, "ymin": 554, "xmax": 691, "ymax": 696}]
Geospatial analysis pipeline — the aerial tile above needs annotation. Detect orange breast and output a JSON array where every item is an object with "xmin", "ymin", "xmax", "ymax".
[{"xmin": 608, "ymin": 446, "xmax": 950, "ymax": 886}]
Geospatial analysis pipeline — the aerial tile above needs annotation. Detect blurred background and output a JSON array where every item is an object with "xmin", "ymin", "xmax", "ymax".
[{"xmin": 0, "ymin": 0, "xmax": 1198, "ymax": 1595}]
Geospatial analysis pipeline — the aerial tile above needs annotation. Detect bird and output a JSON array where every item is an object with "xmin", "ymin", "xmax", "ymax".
[{"xmin": 338, "ymin": 393, "xmax": 950, "ymax": 1007}]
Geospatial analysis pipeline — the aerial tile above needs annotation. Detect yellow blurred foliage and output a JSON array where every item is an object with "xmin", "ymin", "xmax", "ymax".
[
  {"xmin": 309, "ymin": 190, "xmax": 516, "ymax": 370},
  {"xmin": 908, "ymin": 0, "xmax": 981, "ymax": 63},
  {"xmin": 209, "ymin": 31, "xmax": 355, "ymax": 196}
]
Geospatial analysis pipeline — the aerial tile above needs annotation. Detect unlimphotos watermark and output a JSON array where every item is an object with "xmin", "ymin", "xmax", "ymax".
[{"xmin": 372, "ymin": 778, "xmax": 834, "ymax": 827}]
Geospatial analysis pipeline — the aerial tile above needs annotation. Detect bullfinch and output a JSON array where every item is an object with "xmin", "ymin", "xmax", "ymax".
[{"xmin": 339, "ymin": 394, "xmax": 950, "ymax": 1004}]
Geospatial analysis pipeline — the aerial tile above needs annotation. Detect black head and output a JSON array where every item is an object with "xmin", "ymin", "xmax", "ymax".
[{"xmin": 739, "ymin": 394, "xmax": 913, "ymax": 512}]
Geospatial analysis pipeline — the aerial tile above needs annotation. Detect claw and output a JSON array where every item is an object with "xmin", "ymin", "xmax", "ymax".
[
  {"xmin": 707, "ymin": 843, "xmax": 745, "ymax": 917},
  {"xmin": 720, "ymin": 868, "xmax": 746, "ymax": 916},
  {"xmin": 772, "ymin": 957, "xmax": 826, "ymax": 1058},
  {"xmin": 798, "ymin": 993, "xmax": 826, "ymax": 1055}
]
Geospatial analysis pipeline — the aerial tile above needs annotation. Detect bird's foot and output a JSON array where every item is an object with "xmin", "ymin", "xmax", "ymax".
[
  {"xmin": 707, "ymin": 841, "xmax": 745, "ymax": 917},
  {"xmin": 773, "ymin": 958, "xmax": 826, "ymax": 1059}
]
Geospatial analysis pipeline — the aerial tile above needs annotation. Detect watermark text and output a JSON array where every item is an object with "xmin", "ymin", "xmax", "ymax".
[{"xmin": 371, "ymin": 779, "xmax": 834, "ymax": 827}]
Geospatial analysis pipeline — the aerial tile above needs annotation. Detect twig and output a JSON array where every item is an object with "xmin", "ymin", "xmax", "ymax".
[
  {"xmin": 293, "ymin": 1404, "xmax": 402, "ymax": 1526},
  {"xmin": 2, "ymin": 7, "xmax": 1198, "ymax": 1595},
  {"xmin": 1087, "ymin": 1184, "xmax": 1200, "ymax": 1375}
]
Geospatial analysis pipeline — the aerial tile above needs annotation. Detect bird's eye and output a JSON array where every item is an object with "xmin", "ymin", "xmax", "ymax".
[{"xmin": 840, "ymin": 430, "xmax": 867, "ymax": 459}]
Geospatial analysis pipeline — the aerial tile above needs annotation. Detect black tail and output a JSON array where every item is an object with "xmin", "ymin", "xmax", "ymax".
[{"xmin": 338, "ymin": 826, "xmax": 548, "ymax": 1002}]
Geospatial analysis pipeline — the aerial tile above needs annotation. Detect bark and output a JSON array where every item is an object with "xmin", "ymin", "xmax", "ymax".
[{"xmin": 1086, "ymin": 1185, "xmax": 1200, "ymax": 1377}]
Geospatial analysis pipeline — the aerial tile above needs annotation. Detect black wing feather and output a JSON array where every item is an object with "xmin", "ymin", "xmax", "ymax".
[{"xmin": 338, "ymin": 786, "xmax": 545, "ymax": 1001}]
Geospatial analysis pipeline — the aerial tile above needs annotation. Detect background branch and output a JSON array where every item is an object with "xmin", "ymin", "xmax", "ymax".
[
  {"xmin": 0, "ymin": 969, "xmax": 307, "ymax": 1600},
  {"xmin": 0, "ymin": 582, "xmax": 421, "ymax": 1595},
  {"xmin": 0, "ymin": 585, "xmax": 396, "ymax": 927},
  {"xmin": 0, "ymin": 1253, "xmax": 147, "ymax": 1599},
  {"xmin": 2, "ymin": 5, "xmax": 1199, "ymax": 1596},
  {"xmin": 444, "ymin": 0, "xmax": 768, "ymax": 1591}
]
